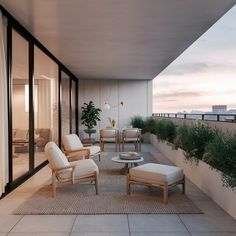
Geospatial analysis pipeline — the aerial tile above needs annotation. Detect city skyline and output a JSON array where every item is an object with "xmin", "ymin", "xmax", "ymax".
[{"xmin": 153, "ymin": 5, "xmax": 236, "ymax": 113}]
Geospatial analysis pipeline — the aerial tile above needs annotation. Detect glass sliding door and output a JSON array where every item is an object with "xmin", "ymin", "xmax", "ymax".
[
  {"xmin": 34, "ymin": 46, "xmax": 59, "ymax": 167},
  {"xmin": 12, "ymin": 29, "xmax": 30, "ymax": 180},
  {"xmin": 61, "ymin": 71, "xmax": 70, "ymax": 138}
]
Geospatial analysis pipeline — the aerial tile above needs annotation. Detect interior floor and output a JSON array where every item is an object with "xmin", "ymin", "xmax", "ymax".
[{"xmin": 13, "ymin": 151, "xmax": 46, "ymax": 180}]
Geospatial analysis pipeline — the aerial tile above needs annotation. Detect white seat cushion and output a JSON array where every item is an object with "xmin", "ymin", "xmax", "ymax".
[
  {"xmin": 57, "ymin": 159, "xmax": 99, "ymax": 181},
  {"xmin": 129, "ymin": 163, "xmax": 183, "ymax": 185},
  {"xmin": 84, "ymin": 146, "xmax": 101, "ymax": 156},
  {"xmin": 62, "ymin": 134, "xmax": 83, "ymax": 151}
]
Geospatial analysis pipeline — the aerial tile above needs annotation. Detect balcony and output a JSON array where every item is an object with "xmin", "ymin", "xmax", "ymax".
[{"xmin": 0, "ymin": 1, "xmax": 236, "ymax": 235}]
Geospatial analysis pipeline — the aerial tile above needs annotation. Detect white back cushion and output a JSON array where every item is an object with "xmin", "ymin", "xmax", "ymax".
[
  {"xmin": 100, "ymin": 129, "xmax": 117, "ymax": 138},
  {"xmin": 45, "ymin": 142, "xmax": 70, "ymax": 170},
  {"xmin": 15, "ymin": 129, "xmax": 28, "ymax": 139},
  {"xmin": 62, "ymin": 134, "xmax": 83, "ymax": 152}
]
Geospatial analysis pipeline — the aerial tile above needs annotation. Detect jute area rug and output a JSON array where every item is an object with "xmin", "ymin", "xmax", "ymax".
[{"xmin": 14, "ymin": 152, "xmax": 201, "ymax": 215}]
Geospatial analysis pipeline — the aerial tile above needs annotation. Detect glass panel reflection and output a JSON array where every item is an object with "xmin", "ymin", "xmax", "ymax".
[
  {"xmin": 61, "ymin": 72, "xmax": 70, "ymax": 137},
  {"xmin": 12, "ymin": 29, "xmax": 29, "ymax": 180},
  {"xmin": 34, "ymin": 46, "xmax": 59, "ymax": 167}
]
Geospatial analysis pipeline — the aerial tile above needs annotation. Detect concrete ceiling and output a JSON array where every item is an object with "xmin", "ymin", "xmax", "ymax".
[{"xmin": 0, "ymin": 0, "xmax": 235, "ymax": 80}]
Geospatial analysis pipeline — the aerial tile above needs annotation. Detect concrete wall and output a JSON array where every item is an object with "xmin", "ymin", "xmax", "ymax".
[{"xmin": 79, "ymin": 79, "xmax": 152, "ymax": 140}]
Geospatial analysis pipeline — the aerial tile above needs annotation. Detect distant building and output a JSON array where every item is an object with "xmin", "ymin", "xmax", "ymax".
[
  {"xmin": 228, "ymin": 109, "xmax": 236, "ymax": 114},
  {"xmin": 212, "ymin": 105, "xmax": 227, "ymax": 113}
]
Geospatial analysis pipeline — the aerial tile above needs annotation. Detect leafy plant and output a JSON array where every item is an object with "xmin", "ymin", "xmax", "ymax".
[
  {"xmin": 81, "ymin": 101, "xmax": 101, "ymax": 132},
  {"xmin": 204, "ymin": 132, "xmax": 236, "ymax": 190},
  {"xmin": 144, "ymin": 117, "xmax": 159, "ymax": 134},
  {"xmin": 174, "ymin": 122, "xmax": 216, "ymax": 161},
  {"xmin": 156, "ymin": 119, "xmax": 176, "ymax": 143},
  {"xmin": 131, "ymin": 116, "xmax": 145, "ymax": 132}
]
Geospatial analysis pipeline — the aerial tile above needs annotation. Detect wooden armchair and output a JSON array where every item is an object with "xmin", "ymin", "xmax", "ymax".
[
  {"xmin": 45, "ymin": 142, "xmax": 99, "ymax": 197},
  {"xmin": 62, "ymin": 134, "xmax": 101, "ymax": 161}
]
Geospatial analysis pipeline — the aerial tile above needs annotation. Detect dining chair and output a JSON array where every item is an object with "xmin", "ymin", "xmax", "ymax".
[
  {"xmin": 121, "ymin": 128, "xmax": 141, "ymax": 152},
  {"xmin": 100, "ymin": 128, "xmax": 119, "ymax": 152}
]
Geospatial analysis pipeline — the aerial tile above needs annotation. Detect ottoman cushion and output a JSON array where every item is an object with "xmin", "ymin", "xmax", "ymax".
[{"xmin": 129, "ymin": 163, "xmax": 183, "ymax": 185}]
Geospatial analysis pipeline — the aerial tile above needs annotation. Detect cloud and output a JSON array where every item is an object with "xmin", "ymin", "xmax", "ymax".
[
  {"xmin": 160, "ymin": 62, "xmax": 222, "ymax": 76},
  {"xmin": 153, "ymin": 90, "xmax": 208, "ymax": 100}
]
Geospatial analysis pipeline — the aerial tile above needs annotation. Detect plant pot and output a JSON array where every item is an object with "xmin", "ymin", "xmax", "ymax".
[{"xmin": 84, "ymin": 129, "xmax": 96, "ymax": 140}]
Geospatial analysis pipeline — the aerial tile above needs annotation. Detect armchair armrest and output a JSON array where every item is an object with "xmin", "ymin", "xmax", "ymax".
[
  {"xmin": 53, "ymin": 164, "xmax": 77, "ymax": 184},
  {"xmin": 83, "ymin": 143, "xmax": 92, "ymax": 147},
  {"xmin": 66, "ymin": 148, "xmax": 91, "ymax": 161},
  {"xmin": 53, "ymin": 164, "xmax": 76, "ymax": 172}
]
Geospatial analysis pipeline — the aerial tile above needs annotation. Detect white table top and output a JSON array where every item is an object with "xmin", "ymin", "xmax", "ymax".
[{"xmin": 112, "ymin": 156, "xmax": 144, "ymax": 164}]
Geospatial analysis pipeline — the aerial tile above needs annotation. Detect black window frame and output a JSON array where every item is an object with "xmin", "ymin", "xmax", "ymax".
[{"xmin": 1, "ymin": 5, "xmax": 79, "ymax": 193}]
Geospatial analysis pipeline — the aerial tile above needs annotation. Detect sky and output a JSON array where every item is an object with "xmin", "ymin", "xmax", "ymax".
[{"xmin": 153, "ymin": 5, "xmax": 236, "ymax": 113}]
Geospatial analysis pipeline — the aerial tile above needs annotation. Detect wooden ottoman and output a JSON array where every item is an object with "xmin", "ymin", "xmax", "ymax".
[{"xmin": 127, "ymin": 163, "xmax": 185, "ymax": 204}]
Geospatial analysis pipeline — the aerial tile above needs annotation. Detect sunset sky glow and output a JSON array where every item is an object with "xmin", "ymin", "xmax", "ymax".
[{"xmin": 153, "ymin": 5, "xmax": 236, "ymax": 113}]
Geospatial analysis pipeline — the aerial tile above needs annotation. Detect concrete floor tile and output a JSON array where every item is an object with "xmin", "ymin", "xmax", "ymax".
[
  {"xmin": 8, "ymin": 233, "xmax": 69, "ymax": 236},
  {"xmin": 128, "ymin": 215, "xmax": 187, "ymax": 232},
  {"xmin": 11, "ymin": 215, "xmax": 76, "ymax": 233},
  {"xmin": 70, "ymin": 233, "xmax": 129, "ymax": 236},
  {"xmin": 194, "ymin": 201, "xmax": 234, "ymax": 216},
  {"xmin": 130, "ymin": 233, "xmax": 191, "ymax": 236},
  {"xmin": 0, "ymin": 215, "xmax": 23, "ymax": 233},
  {"xmin": 72, "ymin": 215, "xmax": 129, "ymax": 233},
  {"xmin": 0, "ymin": 233, "xmax": 7, "ymax": 236},
  {"xmin": 191, "ymin": 233, "xmax": 236, "ymax": 236},
  {"xmin": 179, "ymin": 214, "xmax": 236, "ymax": 232}
]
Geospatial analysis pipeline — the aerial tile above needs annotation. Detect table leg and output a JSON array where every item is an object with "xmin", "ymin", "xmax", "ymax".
[{"xmin": 120, "ymin": 163, "xmax": 129, "ymax": 175}]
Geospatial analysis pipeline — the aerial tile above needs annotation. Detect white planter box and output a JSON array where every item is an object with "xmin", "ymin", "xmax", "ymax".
[{"xmin": 150, "ymin": 134, "xmax": 236, "ymax": 220}]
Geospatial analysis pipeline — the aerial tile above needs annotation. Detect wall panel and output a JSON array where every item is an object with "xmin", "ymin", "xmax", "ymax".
[{"xmin": 79, "ymin": 79, "xmax": 152, "ymax": 140}]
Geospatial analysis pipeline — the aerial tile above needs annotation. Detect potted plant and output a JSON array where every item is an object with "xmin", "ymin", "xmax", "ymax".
[{"xmin": 81, "ymin": 101, "xmax": 102, "ymax": 140}]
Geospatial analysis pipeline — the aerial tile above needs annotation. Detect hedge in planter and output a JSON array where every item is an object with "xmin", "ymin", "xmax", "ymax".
[
  {"xmin": 155, "ymin": 119, "xmax": 176, "ymax": 143},
  {"xmin": 174, "ymin": 122, "xmax": 216, "ymax": 161},
  {"xmin": 204, "ymin": 132, "xmax": 236, "ymax": 190},
  {"xmin": 131, "ymin": 116, "xmax": 145, "ymax": 132}
]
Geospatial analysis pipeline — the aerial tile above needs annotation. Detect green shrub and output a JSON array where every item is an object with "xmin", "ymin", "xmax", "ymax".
[
  {"xmin": 174, "ymin": 122, "xmax": 216, "ymax": 161},
  {"xmin": 130, "ymin": 116, "xmax": 145, "ymax": 132},
  {"xmin": 144, "ymin": 117, "xmax": 159, "ymax": 134},
  {"xmin": 204, "ymin": 132, "xmax": 236, "ymax": 190},
  {"xmin": 174, "ymin": 123, "xmax": 190, "ymax": 150},
  {"xmin": 156, "ymin": 119, "xmax": 176, "ymax": 143}
]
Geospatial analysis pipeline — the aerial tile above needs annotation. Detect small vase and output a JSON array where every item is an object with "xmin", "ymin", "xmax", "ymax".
[{"xmin": 112, "ymin": 120, "xmax": 116, "ymax": 128}]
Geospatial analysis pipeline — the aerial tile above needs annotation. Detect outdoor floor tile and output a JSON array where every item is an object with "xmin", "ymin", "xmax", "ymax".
[
  {"xmin": 191, "ymin": 233, "xmax": 236, "ymax": 236},
  {"xmin": 194, "ymin": 200, "xmax": 235, "ymax": 216},
  {"xmin": 11, "ymin": 215, "xmax": 76, "ymax": 233},
  {"xmin": 179, "ymin": 214, "xmax": 236, "ymax": 232},
  {"xmin": 70, "ymin": 233, "xmax": 129, "ymax": 236},
  {"xmin": 72, "ymin": 215, "xmax": 129, "ymax": 233},
  {"xmin": 128, "ymin": 215, "xmax": 187, "ymax": 232},
  {"xmin": 0, "ymin": 215, "xmax": 23, "ymax": 233},
  {"xmin": 8, "ymin": 233, "xmax": 69, "ymax": 236},
  {"xmin": 130, "ymin": 232, "xmax": 191, "ymax": 236}
]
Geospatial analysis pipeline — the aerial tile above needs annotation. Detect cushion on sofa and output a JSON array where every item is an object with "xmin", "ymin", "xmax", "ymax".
[{"xmin": 14, "ymin": 129, "xmax": 28, "ymax": 140}]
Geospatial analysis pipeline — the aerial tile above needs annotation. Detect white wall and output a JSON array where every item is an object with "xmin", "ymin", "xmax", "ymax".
[{"xmin": 79, "ymin": 79, "xmax": 152, "ymax": 140}]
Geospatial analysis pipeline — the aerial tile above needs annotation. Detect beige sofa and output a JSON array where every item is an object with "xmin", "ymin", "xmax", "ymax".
[{"xmin": 13, "ymin": 128, "xmax": 50, "ymax": 151}]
